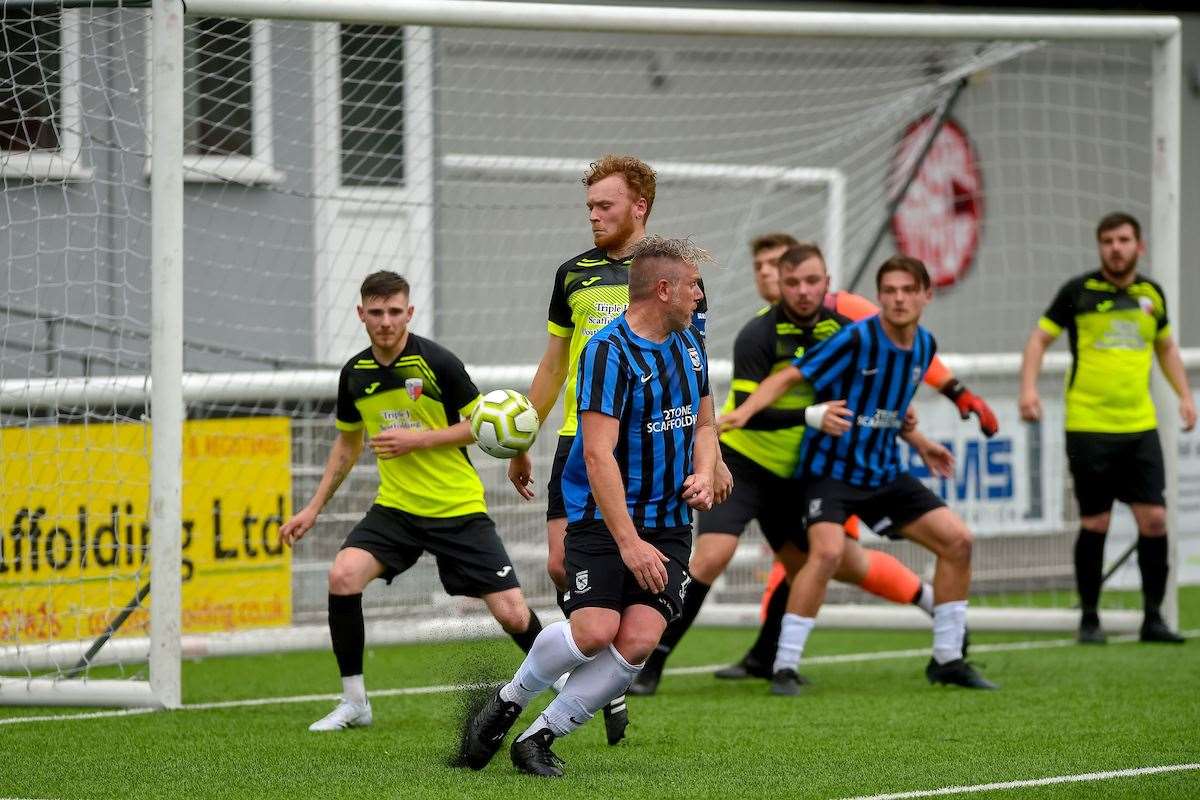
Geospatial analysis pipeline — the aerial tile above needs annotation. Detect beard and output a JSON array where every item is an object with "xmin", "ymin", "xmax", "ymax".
[
  {"xmin": 1103, "ymin": 251, "xmax": 1138, "ymax": 276},
  {"xmin": 593, "ymin": 215, "xmax": 638, "ymax": 251}
]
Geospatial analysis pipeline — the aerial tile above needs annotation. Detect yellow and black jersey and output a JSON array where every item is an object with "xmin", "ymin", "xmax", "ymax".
[
  {"xmin": 1039, "ymin": 270, "xmax": 1170, "ymax": 433},
  {"xmin": 546, "ymin": 245, "xmax": 708, "ymax": 437},
  {"xmin": 336, "ymin": 336, "xmax": 485, "ymax": 518},
  {"xmin": 720, "ymin": 304, "xmax": 851, "ymax": 478}
]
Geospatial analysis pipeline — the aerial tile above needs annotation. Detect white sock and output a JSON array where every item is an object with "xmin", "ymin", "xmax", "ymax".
[
  {"xmin": 932, "ymin": 600, "xmax": 968, "ymax": 664},
  {"xmin": 916, "ymin": 583, "xmax": 935, "ymax": 616},
  {"xmin": 773, "ymin": 613, "xmax": 815, "ymax": 674},
  {"xmin": 342, "ymin": 674, "xmax": 367, "ymax": 706},
  {"xmin": 517, "ymin": 644, "xmax": 640, "ymax": 741},
  {"xmin": 500, "ymin": 620, "xmax": 593, "ymax": 707}
]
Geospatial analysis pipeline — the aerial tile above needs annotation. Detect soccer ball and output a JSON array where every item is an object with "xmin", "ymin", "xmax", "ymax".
[{"xmin": 470, "ymin": 389, "xmax": 540, "ymax": 459}]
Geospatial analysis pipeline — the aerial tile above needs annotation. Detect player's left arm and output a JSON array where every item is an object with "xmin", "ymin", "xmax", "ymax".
[
  {"xmin": 370, "ymin": 349, "xmax": 480, "ymax": 458},
  {"xmin": 1154, "ymin": 333, "xmax": 1197, "ymax": 432},
  {"xmin": 683, "ymin": 393, "xmax": 717, "ymax": 511}
]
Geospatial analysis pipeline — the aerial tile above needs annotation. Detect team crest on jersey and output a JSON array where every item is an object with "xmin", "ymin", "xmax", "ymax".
[
  {"xmin": 1138, "ymin": 296, "xmax": 1156, "ymax": 316},
  {"xmin": 687, "ymin": 347, "xmax": 702, "ymax": 370},
  {"xmin": 405, "ymin": 378, "xmax": 423, "ymax": 401},
  {"xmin": 911, "ymin": 366, "xmax": 922, "ymax": 385},
  {"xmin": 809, "ymin": 499, "xmax": 822, "ymax": 518},
  {"xmin": 575, "ymin": 570, "xmax": 591, "ymax": 594}
]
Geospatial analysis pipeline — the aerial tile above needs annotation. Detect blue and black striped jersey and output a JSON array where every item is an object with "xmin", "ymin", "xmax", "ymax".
[
  {"xmin": 561, "ymin": 315, "xmax": 710, "ymax": 528},
  {"xmin": 795, "ymin": 315, "xmax": 936, "ymax": 488}
]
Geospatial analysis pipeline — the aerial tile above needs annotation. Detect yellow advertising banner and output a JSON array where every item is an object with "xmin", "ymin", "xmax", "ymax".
[{"xmin": 0, "ymin": 417, "xmax": 292, "ymax": 643}]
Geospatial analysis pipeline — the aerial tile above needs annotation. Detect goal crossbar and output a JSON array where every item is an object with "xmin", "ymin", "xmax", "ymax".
[{"xmin": 186, "ymin": 1, "xmax": 1179, "ymax": 43}]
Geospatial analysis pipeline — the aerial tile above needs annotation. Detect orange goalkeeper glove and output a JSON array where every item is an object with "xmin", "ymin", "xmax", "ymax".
[{"xmin": 941, "ymin": 379, "xmax": 999, "ymax": 438}]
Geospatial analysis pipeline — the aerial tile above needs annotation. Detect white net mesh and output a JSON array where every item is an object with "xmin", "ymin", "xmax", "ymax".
[{"xmin": 0, "ymin": 6, "xmax": 1169, "ymax": 691}]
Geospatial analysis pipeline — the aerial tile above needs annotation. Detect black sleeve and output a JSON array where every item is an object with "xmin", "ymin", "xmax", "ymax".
[
  {"xmin": 547, "ymin": 267, "xmax": 573, "ymax": 335},
  {"xmin": 435, "ymin": 345, "xmax": 482, "ymax": 418},
  {"xmin": 335, "ymin": 364, "xmax": 362, "ymax": 429},
  {"xmin": 737, "ymin": 404, "xmax": 807, "ymax": 431},
  {"xmin": 1040, "ymin": 279, "xmax": 1076, "ymax": 334},
  {"xmin": 730, "ymin": 318, "xmax": 806, "ymax": 430}
]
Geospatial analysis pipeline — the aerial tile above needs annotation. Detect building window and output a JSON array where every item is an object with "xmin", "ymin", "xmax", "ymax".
[
  {"xmin": 0, "ymin": 10, "xmax": 90, "ymax": 181},
  {"xmin": 147, "ymin": 17, "xmax": 281, "ymax": 185},
  {"xmin": 185, "ymin": 17, "xmax": 254, "ymax": 158},
  {"xmin": 340, "ymin": 24, "xmax": 404, "ymax": 187}
]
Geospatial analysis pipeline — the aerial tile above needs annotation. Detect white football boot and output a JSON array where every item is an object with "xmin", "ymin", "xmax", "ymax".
[{"xmin": 308, "ymin": 698, "xmax": 373, "ymax": 732}]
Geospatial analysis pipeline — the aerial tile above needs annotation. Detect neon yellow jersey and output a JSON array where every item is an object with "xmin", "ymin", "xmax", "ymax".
[
  {"xmin": 546, "ymin": 246, "xmax": 708, "ymax": 436},
  {"xmin": 720, "ymin": 305, "xmax": 849, "ymax": 478},
  {"xmin": 335, "ymin": 337, "xmax": 485, "ymax": 518},
  {"xmin": 1038, "ymin": 270, "xmax": 1170, "ymax": 433}
]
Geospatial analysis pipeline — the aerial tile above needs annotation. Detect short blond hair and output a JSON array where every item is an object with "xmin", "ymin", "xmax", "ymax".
[
  {"xmin": 628, "ymin": 236, "xmax": 713, "ymax": 301},
  {"xmin": 583, "ymin": 155, "xmax": 657, "ymax": 220}
]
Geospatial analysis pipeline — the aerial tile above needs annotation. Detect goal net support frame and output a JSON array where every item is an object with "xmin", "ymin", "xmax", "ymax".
[{"xmin": 0, "ymin": 0, "xmax": 1181, "ymax": 708}]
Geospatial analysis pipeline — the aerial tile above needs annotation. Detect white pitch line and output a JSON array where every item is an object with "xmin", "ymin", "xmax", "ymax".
[
  {"xmin": 2, "ymin": 629, "xmax": 1194, "ymax": 727},
  {"xmin": 0, "ymin": 707, "xmax": 156, "ymax": 726},
  {"xmin": 836, "ymin": 762, "xmax": 1200, "ymax": 800}
]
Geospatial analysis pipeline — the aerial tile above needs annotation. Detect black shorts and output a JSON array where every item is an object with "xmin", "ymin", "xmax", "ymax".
[
  {"xmin": 696, "ymin": 444, "xmax": 808, "ymax": 552},
  {"xmin": 1066, "ymin": 430, "xmax": 1166, "ymax": 516},
  {"xmin": 804, "ymin": 474, "xmax": 945, "ymax": 539},
  {"xmin": 545, "ymin": 435, "xmax": 575, "ymax": 521},
  {"xmin": 342, "ymin": 504, "xmax": 521, "ymax": 597},
  {"xmin": 560, "ymin": 520, "xmax": 692, "ymax": 623}
]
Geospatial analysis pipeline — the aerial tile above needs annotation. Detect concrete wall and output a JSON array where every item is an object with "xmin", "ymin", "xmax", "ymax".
[{"xmin": 1, "ymin": 6, "xmax": 1195, "ymax": 385}]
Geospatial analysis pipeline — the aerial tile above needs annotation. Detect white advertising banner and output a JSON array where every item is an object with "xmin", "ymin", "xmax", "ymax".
[{"xmin": 891, "ymin": 397, "xmax": 1065, "ymax": 538}]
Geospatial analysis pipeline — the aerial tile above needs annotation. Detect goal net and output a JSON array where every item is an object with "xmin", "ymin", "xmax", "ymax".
[{"xmin": 0, "ymin": 1, "xmax": 1184, "ymax": 707}]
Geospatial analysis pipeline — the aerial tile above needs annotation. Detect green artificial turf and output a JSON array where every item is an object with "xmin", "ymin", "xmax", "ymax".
[{"xmin": 2, "ymin": 589, "xmax": 1197, "ymax": 799}]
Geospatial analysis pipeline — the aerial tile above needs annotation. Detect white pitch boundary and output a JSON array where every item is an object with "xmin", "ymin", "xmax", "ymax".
[
  {"xmin": 2, "ymin": 629, "xmax": 1194, "ymax": 727},
  {"xmin": 836, "ymin": 763, "xmax": 1200, "ymax": 800}
]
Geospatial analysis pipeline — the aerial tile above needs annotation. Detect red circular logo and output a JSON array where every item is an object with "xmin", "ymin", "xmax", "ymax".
[{"xmin": 889, "ymin": 117, "xmax": 983, "ymax": 289}]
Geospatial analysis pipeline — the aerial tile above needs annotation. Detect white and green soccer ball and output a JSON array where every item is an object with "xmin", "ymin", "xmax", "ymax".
[{"xmin": 470, "ymin": 389, "xmax": 540, "ymax": 459}]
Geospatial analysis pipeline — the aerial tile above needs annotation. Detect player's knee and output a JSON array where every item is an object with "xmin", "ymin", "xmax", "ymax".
[
  {"xmin": 1139, "ymin": 508, "xmax": 1167, "ymax": 536},
  {"xmin": 689, "ymin": 551, "xmax": 726, "ymax": 584},
  {"xmin": 614, "ymin": 631, "xmax": 660, "ymax": 666},
  {"xmin": 943, "ymin": 524, "xmax": 973, "ymax": 565},
  {"xmin": 491, "ymin": 598, "xmax": 529, "ymax": 634},
  {"xmin": 327, "ymin": 563, "xmax": 367, "ymax": 595},
  {"xmin": 807, "ymin": 543, "xmax": 843, "ymax": 577},
  {"xmin": 570, "ymin": 622, "xmax": 617, "ymax": 656}
]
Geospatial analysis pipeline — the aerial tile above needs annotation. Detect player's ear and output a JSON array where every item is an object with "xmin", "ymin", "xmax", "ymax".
[
  {"xmin": 656, "ymin": 277, "xmax": 672, "ymax": 303},
  {"xmin": 356, "ymin": 304, "xmax": 366, "ymax": 322}
]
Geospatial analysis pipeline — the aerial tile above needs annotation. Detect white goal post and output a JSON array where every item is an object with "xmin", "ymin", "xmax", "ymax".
[{"xmin": 0, "ymin": 0, "xmax": 1182, "ymax": 709}]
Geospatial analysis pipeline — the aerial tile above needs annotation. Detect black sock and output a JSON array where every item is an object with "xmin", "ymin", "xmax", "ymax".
[
  {"xmin": 1074, "ymin": 529, "xmax": 1106, "ymax": 624},
  {"xmin": 747, "ymin": 577, "xmax": 789, "ymax": 664},
  {"xmin": 1137, "ymin": 534, "xmax": 1169, "ymax": 622},
  {"xmin": 509, "ymin": 608, "xmax": 543, "ymax": 654},
  {"xmin": 654, "ymin": 578, "xmax": 712, "ymax": 662},
  {"xmin": 329, "ymin": 593, "xmax": 365, "ymax": 677}
]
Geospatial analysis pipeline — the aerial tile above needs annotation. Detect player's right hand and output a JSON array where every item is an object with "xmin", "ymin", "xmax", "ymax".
[
  {"xmin": 820, "ymin": 400, "xmax": 854, "ymax": 436},
  {"xmin": 1019, "ymin": 390, "xmax": 1041, "ymax": 422},
  {"xmin": 280, "ymin": 506, "xmax": 318, "ymax": 547},
  {"xmin": 507, "ymin": 450, "xmax": 535, "ymax": 500},
  {"xmin": 619, "ymin": 538, "xmax": 670, "ymax": 593}
]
